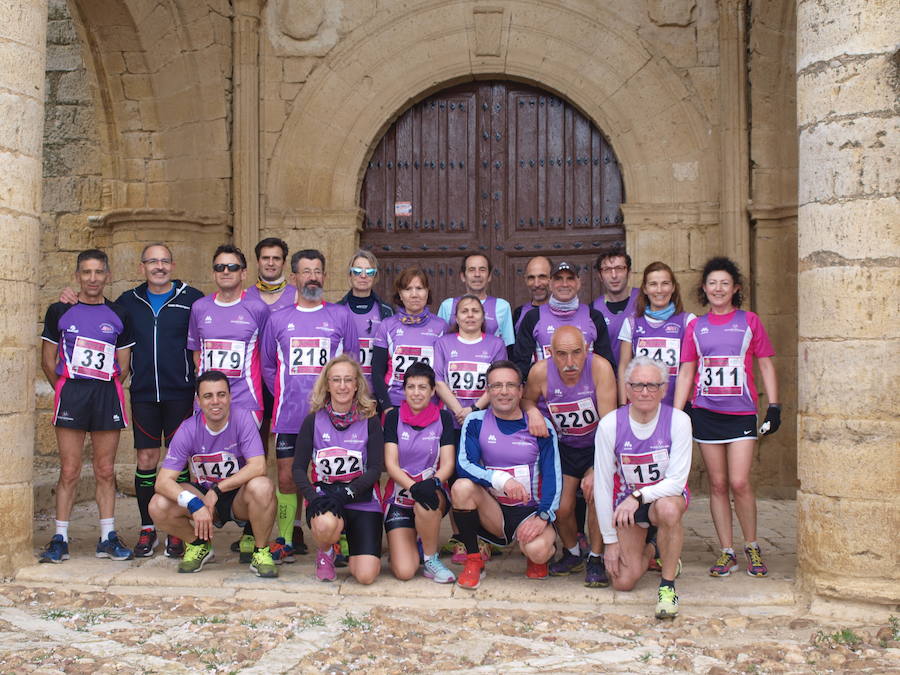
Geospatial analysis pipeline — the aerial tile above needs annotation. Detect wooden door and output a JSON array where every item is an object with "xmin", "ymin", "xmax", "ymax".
[{"xmin": 360, "ymin": 81, "xmax": 624, "ymax": 310}]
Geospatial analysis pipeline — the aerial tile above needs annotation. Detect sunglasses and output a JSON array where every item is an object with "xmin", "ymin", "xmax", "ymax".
[
  {"xmin": 213, "ymin": 263, "xmax": 243, "ymax": 272},
  {"xmin": 350, "ymin": 267, "xmax": 377, "ymax": 277}
]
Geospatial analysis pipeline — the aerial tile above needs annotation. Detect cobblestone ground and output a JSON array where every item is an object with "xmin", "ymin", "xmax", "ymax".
[{"xmin": 0, "ymin": 584, "xmax": 897, "ymax": 674}]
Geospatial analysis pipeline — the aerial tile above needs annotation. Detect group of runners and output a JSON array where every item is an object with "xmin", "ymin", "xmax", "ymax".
[{"xmin": 38, "ymin": 239, "xmax": 781, "ymax": 619}]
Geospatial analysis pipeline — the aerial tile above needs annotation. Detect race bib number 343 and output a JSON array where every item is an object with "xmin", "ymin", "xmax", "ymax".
[
  {"xmin": 635, "ymin": 337, "xmax": 680, "ymax": 376},
  {"xmin": 72, "ymin": 336, "xmax": 115, "ymax": 381}
]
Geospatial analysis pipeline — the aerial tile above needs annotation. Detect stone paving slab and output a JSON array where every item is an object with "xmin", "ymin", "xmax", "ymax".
[{"xmin": 22, "ymin": 495, "xmax": 799, "ymax": 612}]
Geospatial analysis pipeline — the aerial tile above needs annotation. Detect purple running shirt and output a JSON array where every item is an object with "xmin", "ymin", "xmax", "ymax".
[
  {"xmin": 532, "ymin": 304, "xmax": 598, "ymax": 362},
  {"xmin": 41, "ymin": 301, "xmax": 134, "ymax": 381},
  {"xmin": 537, "ymin": 353, "xmax": 600, "ymax": 449},
  {"xmin": 622, "ymin": 312, "xmax": 692, "ymax": 406},
  {"xmin": 373, "ymin": 314, "xmax": 448, "ymax": 407},
  {"xmin": 434, "ymin": 333, "xmax": 507, "ymax": 427},
  {"xmin": 311, "ymin": 410, "xmax": 381, "ymax": 512},
  {"xmin": 478, "ymin": 409, "xmax": 542, "ymax": 507},
  {"xmin": 245, "ymin": 284, "xmax": 298, "ymax": 313},
  {"xmin": 592, "ymin": 288, "xmax": 639, "ymax": 371}
]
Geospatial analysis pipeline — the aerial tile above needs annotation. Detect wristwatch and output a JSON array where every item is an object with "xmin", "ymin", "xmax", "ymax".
[
  {"xmin": 537, "ymin": 511, "xmax": 552, "ymax": 522},
  {"xmin": 212, "ymin": 485, "xmax": 224, "ymax": 498},
  {"xmin": 631, "ymin": 489, "xmax": 643, "ymax": 504},
  {"xmin": 471, "ymin": 402, "xmax": 482, "ymax": 411}
]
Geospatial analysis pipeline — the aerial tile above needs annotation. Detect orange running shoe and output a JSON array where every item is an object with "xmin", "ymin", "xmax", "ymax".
[
  {"xmin": 525, "ymin": 557, "xmax": 549, "ymax": 579},
  {"xmin": 457, "ymin": 553, "xmax": 485, "ymax": 590}
]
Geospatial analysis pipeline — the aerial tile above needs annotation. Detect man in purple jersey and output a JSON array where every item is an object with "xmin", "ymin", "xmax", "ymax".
[
  {"xmin": 511, "ymin": 261, "xmax": 615, "ymax": 378},
  {"xmin": 150, "ymin": 371, "xmax": 278, "ymax": 577},
  {"xmin": 512, "ymin": 255, "xmax": 552, "ymax": 334},
  {"xmin": 245, "ymin": 237, "xmax": 296, "ymax": 312},
  {"xmin": 521, "ymin": 326, "xmax": 617, "ymax": 587},
  {"xmin": 39, "ymin": 249, "xmax": 135, "ymax": 564},
  {"xmin": 437, "ymin": 254, "xmax": 515, "ymax": 346},
  {"xmin": 188, "ymin": 245, "xmax": 270, "ymax": 422},
  {"xmin": 594, "ymin": 357, "xmax": 692, "ymax": 619},
  {"xmin": 593, "ymin": 246, "xmax": 639, "ymax": 372},
  {"xmin": 261, "ymin": 248, "xmax": 357, "ymax": 563}
]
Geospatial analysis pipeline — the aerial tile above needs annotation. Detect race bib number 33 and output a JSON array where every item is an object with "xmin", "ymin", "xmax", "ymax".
[{"xmin": 71, "ymin": 336, "xmax": 115, "ymax": 380}]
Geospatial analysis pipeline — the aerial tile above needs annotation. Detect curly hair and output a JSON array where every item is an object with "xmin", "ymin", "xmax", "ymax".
[{"xmin": 697, "ymin": 256, "xmax": 744, "ymax": 308}]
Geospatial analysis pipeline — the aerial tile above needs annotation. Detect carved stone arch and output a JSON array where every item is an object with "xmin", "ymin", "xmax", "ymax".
[{"xmin": 265, "ymin": 1, "xmax": 717, "ymax": 288}]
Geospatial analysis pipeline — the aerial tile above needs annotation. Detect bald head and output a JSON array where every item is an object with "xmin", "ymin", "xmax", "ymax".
[{"xmin": 550, "ymin": 326, "xmax": 588, "ymax": 378}]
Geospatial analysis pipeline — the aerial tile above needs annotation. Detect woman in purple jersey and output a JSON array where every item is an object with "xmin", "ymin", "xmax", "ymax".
[
  {"xmin": 673, "ymin": 257, "xmax": 781, "ymax": 579},
  {"xmin": 371, "ymin": 266, "xmax": 448, "ymax": 412},
  {"xmin": 383, "ymin": 363, "xmax": 457, "ymax": 583},
  {"xmin": 292, "ymin": 355, "xmax": 385, "ymax": 584},
  {"xmin": 435, "ymin": 295, "xmax": 507, "ymax": 434},
  {"xmin": 617, "ymin": 262, "xmax": 695, "ymax": 407}
]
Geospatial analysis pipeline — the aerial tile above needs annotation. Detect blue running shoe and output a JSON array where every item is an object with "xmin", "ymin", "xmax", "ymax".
[
  {"xmin": 39, "ymin": 535, "xmax": 69, "ymax": 564},
  {"xmin": 96, "ymin": 531, "xmax": 134, "ymax": 561}
]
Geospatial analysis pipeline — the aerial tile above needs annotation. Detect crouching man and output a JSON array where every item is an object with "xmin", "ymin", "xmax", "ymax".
[
  {"xmin": 594, "ymin": 356, "xmax": 691, "ymax": 618},
  {"xmin": 150, "ymin": 371, "xmax": 278, "ymax": 577}
]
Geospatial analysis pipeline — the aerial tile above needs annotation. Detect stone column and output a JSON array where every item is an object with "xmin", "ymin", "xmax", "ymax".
[
  {"xmin": 0, "ymin": 0, "xmax": 47, "ymax": 574},
  {"xmin": 233, "ymin": 0, "xmax": 264, "ymax": 276},
  {"xmin": 796, "ymin": 0, "xmax": 900, "ymax": 610},
  {"xmin": 718, "ymin": 0, "xmax": 751, "ymax": 276}
]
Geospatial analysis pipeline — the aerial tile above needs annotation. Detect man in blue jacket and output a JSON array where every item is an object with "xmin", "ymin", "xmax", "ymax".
[{"xmin": 115, "ymin": 244, "xmax": 203, "ymax": 557}]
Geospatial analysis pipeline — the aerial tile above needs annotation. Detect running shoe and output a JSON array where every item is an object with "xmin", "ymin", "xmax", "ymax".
[
  {"xmin": 441, "ymin": 536, "xmax": 461, "ymax": 555},
  {"xmin": 655, "ymin": 585, "xmax": 679, "ymax": 619},
  {"xmin": 39, "ymin": 535, "xmax": 69, "ymax": 564},
  {"xmin": 316, "ymin": 547, "xmax": 337, "ymax": 582},
  {"xmin": 269, "ymin": 537, "xmax": 296, "ymax": 564},
  {"xmin": 96, "ymin": 531, "xmax": 134, "ymax": 561},
  {"xmin": 250, "ymin": 547, "xmax": 278, "ymax": 578},
  {"xmin": 423, "ymin": 553, "xmax": 456, "ymax": 584},
  {"xmin": 647, "ymin": 529, "xmax": 662, "ymax": 571},
  {"xmin": 238, "ymin": 534, "xmax": 255, "ymax": 564},
  {"xmin": 457, "ymin": 553, "xmax": 485, "ymax": 590},
  {"xmin": 292, "ymin": 525, "xmax": 309, "ymax": 555},
  {"xmin": 452, "ymin": 540, "xmax": 492, "ymax": 564},
  {"xmin": 133, "ymin": 528, "xmax": 157, "ymax": 558},
  {"xmin": 333, "ymin": 535, "xmax": 349, "ymax": 568},
  {"xmin": 744, "ymin": 545, "xmax": 769, "ymax": 577},
  {"xmin": 178, "ymin": 541, "xmax": 214, "ymax": 573},
  {"xmin": 652, "ymin": 556, "xmax": 683, "ymax": 578},
  {"xmin": 709, "ymin": 550, "xmax": 739, "ymax": 577},
  {"xmin": 525, "ymin": 558, "xmax": 549, "ymax": 579},
  {"xmin": 165, "ymin": 535, "xmax": 184, "ymax": 558},
  {"xmin": 584, "ymin": 555, "xmax": 609, "ymax": 588},
  {"xmin": 549, "ymin": 549, "xmax": 585, "ymax": 576}
]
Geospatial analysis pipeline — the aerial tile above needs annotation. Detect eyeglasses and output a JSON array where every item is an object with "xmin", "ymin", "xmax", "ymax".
[
  {"xmin": 328, "ymin": 376, "xmax": 356, "ymax": 385},
  {"xmin": 488, "ymin": 382, "xmax": 521, "ymax": 392},
  {"xmin": 213, "ymin": 263, "xmax": 243, "ymax": 272},
  {"xmin": 626, "ymin": 381, "xmax": 665, "ymax": 392},
  {"xmin": 141, "ymin": 258, "xmax": 172, "ymax": 266},
  {"xmin": 350, "ymin": 267, "xmax": 377, "ymax": 277},
  {"xmin": 600, "ymin": 265, "xmax": 628, "ymax": 273}
]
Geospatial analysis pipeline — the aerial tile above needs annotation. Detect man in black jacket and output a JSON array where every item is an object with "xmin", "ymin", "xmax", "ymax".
[{"xmin": 115, "ymin": 244, "xmax": 203, "ymax": 557}]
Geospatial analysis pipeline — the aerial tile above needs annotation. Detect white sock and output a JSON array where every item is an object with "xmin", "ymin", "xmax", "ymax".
[
  {"xmin": 567, "ymin": 545, "xmax": 580, "ymax": 556},
  {"xmin": 55, "ymin": 520, "xmax": 69, "ymax": 542},
  {"xmin": 746, "ymin": 541, "xmax": 759, "ymax": 550},
  {"xmin": 723, "ymin": 547, "xmax": 735, "ymax": 556},
  {"xmin": 100, "ymin": 518, "xmax": 115, "ymax": 540},
  {"xmin": 142, "ymin": 525, "xmax": 156, "ymax": 532}
]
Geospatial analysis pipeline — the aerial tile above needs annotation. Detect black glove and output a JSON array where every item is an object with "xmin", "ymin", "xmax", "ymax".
[
  {"xmin": 306, "ymin": 495, "xmax": 343, "ymax": 526},
  {"xmin": 759, "ymin": 404, "xmax": 781, "ymax": 435},
  {"xmin": 318, "ymin": 481, "xmax": 356, "ymax": 507},
  {"xmin": 409, "ymin": 478, "xmax": 440, "ymax": 511}
]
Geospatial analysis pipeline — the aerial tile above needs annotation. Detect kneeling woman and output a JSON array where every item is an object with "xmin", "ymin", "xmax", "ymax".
[
  {"xmin": 292, "ymin": 354, "xmax": 384, "ymax": 584},
  {"xmin": 383, "ymin": 362, "xmax": 457, "ymax": 583}
]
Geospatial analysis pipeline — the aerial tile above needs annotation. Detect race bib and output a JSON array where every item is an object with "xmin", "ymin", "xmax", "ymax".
[
  {"xmin": 314, "ymin": 446, "xmax": 364, "ymax": 483},
  {"xmin": 358, "ymin": 337, "xmax": 373, "ymax": 374},
  {"xmin": 635, "ymin": 337, "xmax": 680, "ymax": 376},
  {"xmin": 619, "ymin": 450, "xmax": 669, "ymax": 488},
  {"xmin": 700, "ymin": 355, "xmax": 745, "ymax": 396},
  {"xmin": 539, "ymin": 341, "xmax": 593, "ymax": 361},
  {"xmin": 203, "ymin": 339, "xmax": 245, "ymax": 377},
  {"xmin": 289, "ymin": 337, "xmax": 329, "ymax": 375},
  {"xmin": 447, "ymin": 361, "xmax": 488, "ymax": 398},
  {"xmin": 548, "ymin": 398, "xmax": 599, "ymax": 437},
  {"xmin": 392, "ymin": 468, "xmax": 435, "ymax": 508},
  {"xmin": 391, "ymin": 345, "xmax": 434, "ymax": 383},
  {"xmin": 190, "ymin": 451, "xmax": 239, "ymax": 485},
  {"xmin": 486, "ymin": 464, "xmax": 532, "ymax": 506},
  {"xmin": 72, "ymin": 336, "xmax": 115, "ymax": 381}
]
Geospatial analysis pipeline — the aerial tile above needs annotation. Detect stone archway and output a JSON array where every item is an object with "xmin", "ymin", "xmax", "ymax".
[{"xmin": 263, "ymin": 0, "xmax": 718, "ymax": 291}]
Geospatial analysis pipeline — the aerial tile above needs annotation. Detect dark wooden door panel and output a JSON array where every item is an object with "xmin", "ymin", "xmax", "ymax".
[{"xmin": 360, "ymin": 81, "xmax": 624, "ymax": 308}]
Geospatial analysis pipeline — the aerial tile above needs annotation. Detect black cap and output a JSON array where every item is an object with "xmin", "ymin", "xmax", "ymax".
[{"xmin": 551, "ymin": 261, "xmax": 576, "ymax": 277}]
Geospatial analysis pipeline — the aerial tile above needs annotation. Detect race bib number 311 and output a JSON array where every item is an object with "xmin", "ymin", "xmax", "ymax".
[
  {"xmin": 700, "ymin": 355, "xmax": 745, "ymax": 396},
  {"xmin": 72, "ymin": 336, "xmax": 115, "ymax": 381}
]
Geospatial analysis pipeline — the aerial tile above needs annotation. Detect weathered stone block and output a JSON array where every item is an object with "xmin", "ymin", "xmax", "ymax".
[
  {"xmin": 282, "ymin": 56, "xmax": 316, "ymax": 83},
  {"xmin": 0, "ymin": 93, "xmax": 44, "ymax": 157},
  {"xmin": 44, "ymin": 43, "xmax": 82, "ymax": 73},
  {"xmin": 0, "ymin": 483, "xmax": 34, "ymax": 575},
  {"xmin": 122, "ymin": 74, "xmax": 153, "ymax": 101},
  {"xmin": 56, "ymin": 69, "xmax": 92, "ymax": 104},
  {"xmin": 798, "ymin": 198, "xmax": 899, "ymax": 260},
  {"xmin": 798, "ymin": 417, "xmax": 899, "ymax": 498},
  {"xmin": 799, "ymin": 266, "xmax": 900, "ymax": 340},
  {"xmin": 0, "ymin": 411, "xmax": 35, "ymax": 478},
  {"xmin": 797, "ymin": 0, "xmax": 899, "ymax": 70},
  {"xmin": 798, "ymin": 491, "xmax": 899, "ymax": 580},
  {"xmin": 797, "ymin": 340, "xmax": 899, "ymax": 417}
]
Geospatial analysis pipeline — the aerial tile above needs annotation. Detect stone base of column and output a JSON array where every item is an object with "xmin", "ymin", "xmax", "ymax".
[{"xmin": 0, "ymin": 483, "xmax": 36, "ymax": 575}]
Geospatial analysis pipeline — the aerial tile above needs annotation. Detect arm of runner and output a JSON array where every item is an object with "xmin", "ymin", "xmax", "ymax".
[
  {"xmin": 292, "ymin": 414, "xmax": 321, "ymax": 503},
  {"xmin": 343, "ymin": 417, "xmax": 384, "ymax": 500},
  {"xmin": 510, "ymin": 309, "xmax": 539, "ymax": 380},
  {"xmin": 435, "ymin": 381, "xmax": 465, "ymax": 417},
  {"xmin": 455, "ymin": 412, "xmax": 493, "ymax": 488},
  {"xmin": 520, "ymin": 363, "xmax": 549, "ymax": 436},
  {"xmin": 640, "ymin": 409, "xmax": 692, "ymax": 503},
  {"xmin": 116, "ymin": 347, "xmax": 131, "ymax": 385},
  {"xmin": 592, "ymin": 353, "xmax": 617, "ymax": 418},
  {"xmin": 496, "ymin": 299, "xmax": 515, "ymax": 346},
  {"xmin": 59, "ymin": 287, "xmax": 78, "ymax": 304},
  {"xmin": 41, "ymin": 340, "xmax": 58, "ymax": 387},
  {"xmin": 589, "ymin": 308, "xmax": 616, "ymax": 366},
  {"xmin": 617, "ymin": 341, "xmax": 633, "ymax": 405},
  {"xmin": 593, "ymin": 412, "xmax": 618, "ymax": 544},
  {"xmin": 672, "ymin": 360, "xmax": 696, "ymax": 410},
  {"xmin": 535, "ymin": 424, "xmax": 561, "ymax": 520},
  {"xmin": 370, "ymin": 346, "xmax": 393, "ymax": 411}
]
